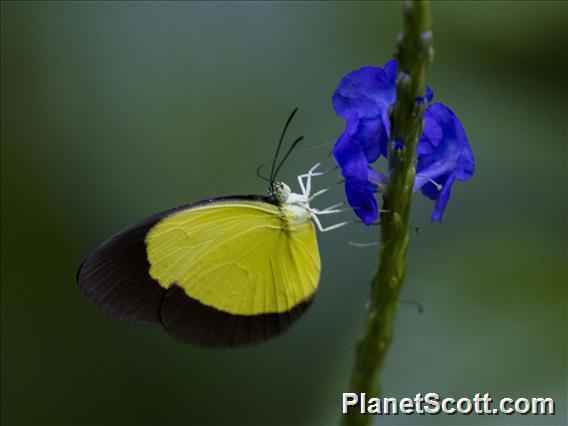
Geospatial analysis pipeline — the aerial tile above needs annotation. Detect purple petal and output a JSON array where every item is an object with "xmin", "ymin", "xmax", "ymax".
[
  {"xmin": 332, "ymin": 65, "xmax": 397, "ymax": 120},
  {"xmin": 333, "ymin": 124, "xmax": 369, "ymax": 186},
  {"xmin": 416, "ymin": 117, "xmax": 442, "ymax": 157},
  {"xmin": 419, "ymin": 172, "xmax": 449, "ymax": 200},
  {"xmin": 345, "ymin": 181, "xmax": 378, "ymax": 225},
  {"xmin": 426, "ymin": 86, "xmax": 434, "ymax": 102},
  {"xmin": 417, "ymin": 86, "xmax": 434, "ymax": 105},
  {"xmin": 415, "ymin": 103, "xmax": 475, "ymax": 186},
  {"xmin": 368, "ymin": 167, "xmax": 388, "ymax": 186},
  {"xmin": 413, "ymin": 102, "xmax": 475, "ymax": 220},
  {"xmin": 351, "ymin": 116, "xmax": 389, "ymax": 161},
  {"xmin": 384, "ymin": 59, "xmax": 398, "ymax": 84},
  {"xmin": 430, "ymin": 174, "xmax": 456, "ymax": 222}
]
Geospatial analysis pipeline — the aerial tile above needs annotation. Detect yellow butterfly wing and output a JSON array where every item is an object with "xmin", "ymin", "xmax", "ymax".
[{"xmin": 145, "ymin": 199, "xmax": 320, "ymax": 316}]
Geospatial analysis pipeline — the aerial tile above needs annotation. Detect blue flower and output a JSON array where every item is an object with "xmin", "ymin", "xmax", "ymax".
[
  {"xmin": 332, "ymin": 59, "xmax": 474, "ymax": 224},
  {"xmin": 414, "ymin": 103, "xmax": 475, "ymax": 221},
  {"xmin": 333, "ymin": 60, "xmax": 398, "ymax": 162}
]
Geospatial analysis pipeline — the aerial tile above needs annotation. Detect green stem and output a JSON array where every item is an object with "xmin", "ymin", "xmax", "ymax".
[{"xmin": 342, "ymin": 2, "xmax": 432, "ymax": 425}]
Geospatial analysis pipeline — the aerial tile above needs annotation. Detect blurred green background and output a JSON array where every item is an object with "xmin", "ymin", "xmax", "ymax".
[{"xmin": 1, "ymin": 1, "xmax": 566, "ymax": 425}]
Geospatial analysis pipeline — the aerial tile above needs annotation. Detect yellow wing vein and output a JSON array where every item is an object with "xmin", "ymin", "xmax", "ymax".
[
  {"xmin": 150, "ymin": 216, "xmax": 271, "ymax": 276},
  {"xmin": 290, "ymin": 231, "xmax": 319, "ymax": 267},
  {"xmin": 177, "ymin": 222, "xmax": 281, "ymax": 284},
  {"xmin": 184, "ymin": 230, "xmax": 275, "ymax": 289}
]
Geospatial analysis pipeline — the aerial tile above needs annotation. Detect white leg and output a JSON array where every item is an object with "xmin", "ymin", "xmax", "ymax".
[
  {"xmin": 310, "ymin": 212, "xmax": 348, "ymax": 233},
  {"xmin": 305, "ymin": 162, "xmax": 322, "ymax": 196},
  {"xmin": 308, "ymin": 162, "xmax": 322, "ymax": 174},
  {"xmin": 319, "ymin": 221, "xmax": 349, "ymax": 232},
  {"xmin": 309, "ymin": 187, "xmax": 330, "ymax": 201},
  {"xmin": 306, "ymin": 163, "xmax": 321, "ymax": 197},
  {"xmin": 321, "ymin": 202, "xmax": 344, "ymax": 211},
  {"xmin": 297, "ymin": 174, "xmax": 307, "ymax": 196},
  {"xmin": 297, "ymin": 164, "xmax": 324, "ymax": 198},
  {"xmin": 312, "ymin": 202, "xmax": 347, "ymax": 215},
  {"xmin": 312, "ymin": 208, "xmax": 346, "ymax": 215}
]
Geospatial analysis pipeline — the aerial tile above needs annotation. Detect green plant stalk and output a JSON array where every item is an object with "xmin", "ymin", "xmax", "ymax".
[{"xmin": 342, "ymin": 2, "xmax": 432, "ymax": 425}]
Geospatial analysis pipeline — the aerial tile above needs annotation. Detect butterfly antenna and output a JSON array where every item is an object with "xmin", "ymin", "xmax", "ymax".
[
  {"xmin": 270, "ymin": 107, "xmax": 298, "ymax": 184},
  {"xmin": 256, "ymin": 162, "xmax": 270, "ymax": 182},
  {"xmin": 272, "ymin": 135, "xmax": 304, "ymax": 181}
]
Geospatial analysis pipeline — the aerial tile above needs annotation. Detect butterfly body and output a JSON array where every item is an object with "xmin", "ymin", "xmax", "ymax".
[{"xmin": 273, "ymin": 182, "xmax": 313, "ymax": 230}]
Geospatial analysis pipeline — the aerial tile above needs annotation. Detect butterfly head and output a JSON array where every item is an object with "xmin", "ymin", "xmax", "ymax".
[{"xmin": 269, "ymin": 181, "xmax": 291, "ymax": 205}]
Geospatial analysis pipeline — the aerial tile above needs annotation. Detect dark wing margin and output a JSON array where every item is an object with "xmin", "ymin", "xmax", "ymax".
[
  {"xmin": 76, "ymin": 195, "xmax": 274, "ymax": 326},
  {"xmin": 77, "ymin": 209, "xmax": 169, "ymax": 324},
  {"xmin": 160, "ymin": 285, "xmax": 314, "ymax": 348}
]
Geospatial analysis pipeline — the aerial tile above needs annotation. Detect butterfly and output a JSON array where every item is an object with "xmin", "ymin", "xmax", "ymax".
[{"xmin": 77, "ymin": 109, "xmax": 345, "ymax": 348}]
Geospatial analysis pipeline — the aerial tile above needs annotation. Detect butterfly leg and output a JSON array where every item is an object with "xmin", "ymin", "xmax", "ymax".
[
  {"xmin": 312, "ymin": 202, "xmax": 346, "ymax": 214},
  {"xmin": 305, "ymin": 162, "xmax": 321, "ymax": 196},
  {"xmin": 308, "ymin": 187, "xmax": 331, "ymax": 201},
  {"xmin": 310, "ymin": 212, "xmax": 348, "ymax": 233},
  {"xmin": 319, "ymin": 202, "xmax": 344, "ymax": 211},
  {"xmin": 297, "ymin": 174, "xmax": 307, "ymax": 197},
  {"xmin": 297, "ymin": 162, "xmax": 324, "ymax": 197},
  {"xmin": 312, "ymin": 208, "xmax": 346, "ymax": 215}
]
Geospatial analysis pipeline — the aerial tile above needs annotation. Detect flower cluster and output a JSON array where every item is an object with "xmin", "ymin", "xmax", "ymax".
[{"xmin": 333, "ymin": 59, "xmax": 475, "ymax": 225}]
